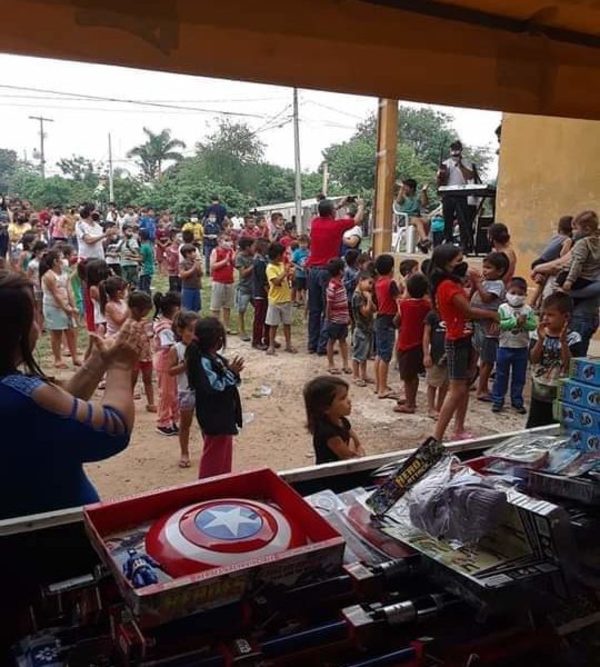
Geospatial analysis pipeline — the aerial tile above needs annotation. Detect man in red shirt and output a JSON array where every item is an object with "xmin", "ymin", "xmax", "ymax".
[{"xmin": 307, "ymin": 199, "xmax": 357, "ymax": 354}]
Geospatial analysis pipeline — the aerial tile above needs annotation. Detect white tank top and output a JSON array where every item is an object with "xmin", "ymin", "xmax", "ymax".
[
  {"xmin": 105, "ymin": 299, "xmax": 128, "ymax": 337},
  {"xmin": 175, "ymin": 341, "xmax": 190, "ymax": 393},
  {"xmin": 93, "ymin": 297, "xmax": 106, "ymax": 325},
  {"xmin": 42, "ymin": 269, "xmax": 68, "ymax": 308}
]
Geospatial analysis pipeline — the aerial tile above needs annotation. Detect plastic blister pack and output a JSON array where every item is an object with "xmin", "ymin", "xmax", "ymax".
[{"xmin": 485, "ymin": 434, "xmax": 570, "ymax": 464}]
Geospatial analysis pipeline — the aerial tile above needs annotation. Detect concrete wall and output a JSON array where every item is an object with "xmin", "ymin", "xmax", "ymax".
[{"xmin": 496, "ymin": 113, "xmax": 600, "ymax": 277}]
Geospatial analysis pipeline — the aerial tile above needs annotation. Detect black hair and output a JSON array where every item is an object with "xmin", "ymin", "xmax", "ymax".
[
  {"xmin": 420, "ymin": 258, "xmax": 431, "ymax": 276},
  {"xmin": 31, "ymin": 240, "xmax": 47, "ymax": 256},
  {"xmin": 180, "ymin": 243, "xmax": 197, "ymax": 258},
  {"xmin": 85, "ymin": 259, "xmax": 111, "ymax": 287},
  {"xmin": 139, "ymin": 228, "xmax": 150, "ymax": 242},
  {"xmin": 406, "ymin": 273, "xmax": 429, "ymax": 299},
  {"xmin": 357, "ymin": 270, "xmax": 374, "ymax": 282},
  {"xmin": 238, "ymin": 237, "xmax": 254, "ymax": 251},
  {"xmin": 303, "ymin": 376, "xmax": 349, "ymax": 434},
  {"xmin": 39, "ymin": 249, "xmax": 61, "ymax": 280},
  {"xmin": 172, "ymin": 309, "xmax": 199, "ymax": 342},
  {"xmin": 543, "ymin": 292, "xmax": 573, "ymax": 315},
  {"xmin": 268, "ymin": 242, "xmax": 285, "ymax": 261},
  {"xmin": 488, "ymin": 222, "xmax": 510, "ymax": 245},
  {"xmin": 327, "ymin": 258, "xmax": 345, "ymax": 278},
  {"xmin": 127, "ymin": 290, "xmax": 152, "ymax": 314},
  {"xmin": 345, "ymin": 248, "xmax": 360, "ymax": 268},
  {"xmin": 558, "ymin": 216, "xmax": 573, "ymax": 236},
  {"xmin": 0, "ymin": 270, "xmax": 45, "ymax": 377},
  {"xmin": 509, "ymin": 276, "xmax": 528, "ymax": 292},
  {"xmin": 79, "ymin": 204, "xmax": 93, "ymax": 219},
  {"xmin": 402, "ymin": 178, "xmax": 417, "ymax": 191},
  {"xmin": 483, "ymin": 251, "xmax": 510, "ymax": 277},
  {"xmin": 185, "ymin": 317, "xmax": 227, "ymax": 391},
  {"xmin": 318, "ymin": 199, "xmax": 335, "ymax": 218},
  {"xmin": 450, "ymin": 140, "xmax": 463, "ymax": 151},
  {"xmin": 59, "ymin": 243, "xmax": 74, "ymax": 258},
  {"xmin": 182, "ymin": 229, "xmax": 194, "ymax": 244},
  {"xmin": 374, "ymin": 254, "xmax": 394, "ymax": 276},
  {"xmin": 399, "ymin": 258, "xmax": 418, "ymax": 277},
  {"xmin": 429, "ymin": 244, "xmax": 463, "ymax": 301},
  {"xmin": 153, "ymin": 290, "xmax": 181, "ymax": 320},
  {"xmin": 99, "ymin": 275, "xmax": 127, "ymax": 314},
  {"xmin": 21, "ymin": 231, "xmax": 36, "ymax": 253},
  {"xmin": 284, "ymin": 221, "xmax": 295, "ymax": 232},
  {"xmin": 91, "ymin": 211, "xmax": 101, "ymax": 222},
  {"xmin": 298, "ymin": 234, "xmax": 309, "ymax": 244}
]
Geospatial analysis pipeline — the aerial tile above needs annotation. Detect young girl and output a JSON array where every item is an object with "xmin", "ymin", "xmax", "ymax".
[
  {"xmin": 488, "ymin": 223, "xmax": 517, "ymax": 286},
  {"xmin": 153, "ymin": 291, "xmax": 181, "ymax": 436},
  {"xmin": 27, "ymin": 240, "xmax": 47, "ymax": 329},
  {"xmin": 129, "ymin": 290, "xmax": 156, "ymax": 413},
  {"xmin": 186, "ymin": 317, "xmax": 244, "ymax": 478},
  {"xmin": 168, "ymin": 311, "xmax": 199, "ymax": 468},
  {"xmin": 303, "ymin": 376, "xmax": 365, "ymax": 465},
  {"xmin": 101, "ymin": 276, "xmax": 129, "ymax": 338},
  {"xmin": 84, "ymin": 259, "xmax": 111, "ymax": 337}
]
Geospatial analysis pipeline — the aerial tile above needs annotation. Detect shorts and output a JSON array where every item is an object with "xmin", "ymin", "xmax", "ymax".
[
  {"xmin": 473, "ymin": 325, "xmax": 499, "ymax": 364},
  {"xmin": 426, "ymin": 363, "xmax": 448, "ymax": 388},
  {"xmin": 43, "ymin": 302, "xmax": 70, "ymax": 331},
  {"xmin": 178, "ymin": 390, "xmax": 195, "ymax": 411},
  {"xmin": 136, "ymin": 359, "xmax": 153, "ymax": 373},
  {"xmin": 398, "ymin": 346, "xmax": 424, "ymax": 381},
  {"xmin": 210, "ymin": 282, "xmax": 234, "ymax": 310},
  {"xmin": 445, "ymin": 337, "xmax": 475, "ymax": 381},
  {"xmin": 294, "ymin": 276, "xmax": 307, "ymax": 291},
  {"xmin": 235, "ymin": 288, "xmax": 253, "ymax": 314},
  {"xmin": 352, "ymin": 327, "xmax": 372, "ymax": 362},
  {"xmin": 374, "ymin": 317, "xmax": 395, "ymax": 364},
  {"xmin": 326, "ymin": 321, "xmax": 349, "ymax": 341},
  {"xmin": 266, "ymin": 302, "xmax": 293, "ymax": 326}
]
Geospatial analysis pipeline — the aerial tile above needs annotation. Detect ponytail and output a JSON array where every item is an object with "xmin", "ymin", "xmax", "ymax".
[
  {"xmin": 185, "ymin": 339, "xmax": 201, "ymax": 391},
  {"xmin": 153, "ymin": 290, "xmax": 181, "ymax": 320}
]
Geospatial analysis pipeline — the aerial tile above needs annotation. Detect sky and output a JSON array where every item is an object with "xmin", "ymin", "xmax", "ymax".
[{"xmin": 0, "ymin": 54, "xmax": 501, "ymax": 177}]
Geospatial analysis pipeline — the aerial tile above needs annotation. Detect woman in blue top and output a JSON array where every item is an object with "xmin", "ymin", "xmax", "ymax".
[{"xmin": 0, "ymin": 270, "xmax": 143, "ymax": 519}]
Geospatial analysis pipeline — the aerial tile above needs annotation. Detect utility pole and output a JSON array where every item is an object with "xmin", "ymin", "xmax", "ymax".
[
  {"xmin": 108, "ymin": 132, "xmax": 115, "ymax": 202},
  {"xmin": 29, "ymin": 115, "xmax": 53, "ymax": 179},
  {"xmin": 292, "ymin": 88, "xmax": 303, "ymax": 232},
  {"xmin": 322, "ymin": 161, "xmax": 329, "ymax": 197}
]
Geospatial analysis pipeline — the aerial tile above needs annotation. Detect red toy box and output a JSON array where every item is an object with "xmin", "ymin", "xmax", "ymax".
[{"xmin": 84, "ymin": 468, "xmax": 345, "ymax": 627}]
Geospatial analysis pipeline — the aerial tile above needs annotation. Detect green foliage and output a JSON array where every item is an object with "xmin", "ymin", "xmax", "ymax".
[
  {"xmin": 127, "ymin": 127, "xmax": 186, "ymax": 181},
  {"xmin": 56, "ymin": 155, "xmax": 100, "ymax": 183},
  {"xmin": 0, "ymin": 148, "xmax": 18, "ymax": 192}
]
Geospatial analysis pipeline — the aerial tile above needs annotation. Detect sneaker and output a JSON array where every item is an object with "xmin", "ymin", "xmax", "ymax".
[
  {"xmin": 512, "ymin": 405, "xmax": 527, "ymax": 415},
  {"xmin": 492, "ymin": 404, "xmax": 502, "ymax": 413},
  {"xmin": 156, "ymin": 426, "xmax": 176, "ymax": 437}
]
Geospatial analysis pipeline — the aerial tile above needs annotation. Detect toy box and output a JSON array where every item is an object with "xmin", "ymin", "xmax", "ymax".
[
  {"xmin": 84, "ymin": 469, "xmax": 345, "ymax": 627},
  {"xmin": 555, "ymin": 401, "xmax": 600, "ymax": 434},
  {"xmin": 558, "ymin": 379, "xmax": 600, "ymax": 412},
  {"xmin": 569, "ymin": 358, "xmax": 600, "ymax": 388},
  {"xmin": 566, "ymin": 429, "xmax": 600, "ymax": 452}
]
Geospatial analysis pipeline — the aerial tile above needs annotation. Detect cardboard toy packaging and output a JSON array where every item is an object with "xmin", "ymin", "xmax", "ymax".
[
  {"xmin": 569, "ymin": 358, "xmax": 600, "ymax": 388},
  {"xmin": 84, "ymin": 469, "xmax": 344, "ymax": 628},
  {"xmin": 566, "ymin": 429, "xmax": 600, "ymax": 452},
  {"xmin": 555, "ymin": 401, "xmax": 600, "ymax": 435},
  {"xmin": 558, "ymin": 379, "xmax": 600, "ymax": 412}
]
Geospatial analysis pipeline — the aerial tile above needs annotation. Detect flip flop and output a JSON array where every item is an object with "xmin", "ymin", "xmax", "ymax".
[
  {"xmin": 328, "ymin": 368, "xmax": 342, "ymax": 375},
  {"xmin": 393, "ymin": 404, "xmax": 415, "ymax": 414},
  {"xmin": 342, "ymin": 368, "xmax": 353, "ymax": 375},
  {"xmin": 378, "ymin": 392, "xmax": 400, "ymax": 400},
  {"xmin": 284, "ymin": 347, "xmax": 298, "ymax": 354},
  {"xmin": 178, "ymin": 459, "xmax": 191, "ymax": 469},
  {"xmin": 354, "ymin": 379, "xmax": 367, "ymax": 387}
]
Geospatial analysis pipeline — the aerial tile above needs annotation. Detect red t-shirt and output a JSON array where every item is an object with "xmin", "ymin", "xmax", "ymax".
[
  {"xmin": 240, "ymin": 227, "xmax": 260, "ymax": 239},
  {"xmin": 397, "ymin": 298, "xmax": 431, "ymax": 351},
  {"xmin": 307, "ymin": 217, "xmax": 355, "ymax": 267},
  {"xmin": 326, "ymin": 277, "xmax": 350, "ymax": 324},
  {"xmin": 436, "ymin": 279, "xmax": 469, "ymax": 341},
  {"xmin": 211, "ymin": 247, "xmax": 234, "ymax": 284},
  {"xmin": 375, "ymin": 276, "xmax": 399, "ymax": 316}
]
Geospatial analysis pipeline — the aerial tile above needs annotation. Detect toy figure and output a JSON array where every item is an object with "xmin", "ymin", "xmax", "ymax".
[{"xmin": 122, "ymin": 548, "xmax": 160, "ymax": 588}]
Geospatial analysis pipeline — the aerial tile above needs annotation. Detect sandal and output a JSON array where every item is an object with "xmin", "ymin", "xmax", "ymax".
[
  {"xmin": 178, "ymin": 458, "xmax": 191, "ymax": 469},
  {"xmin": 393, "ymin": 404, "xmax": 416, "ymax": 414},
  {"xmin": 378, "ymin": 391, "xmax": 400, "ymax": 400},
  {"xmin": 354, "ymin": 379, "xmax": 367, "ymax": 387},
  {"xmin": 342, "ymin": 368, "xmax": 352, "ymax": 375},
  {"xmin": 284, "ymin": 346, "xmax": 298, "ymax": 354},
  {"xmin": 328, "ymin": 368, "xmax": 342, "ymax": 375},
  {"xmin": 266, "ymin": 348, "xmax": 276, "ymax": 356}
]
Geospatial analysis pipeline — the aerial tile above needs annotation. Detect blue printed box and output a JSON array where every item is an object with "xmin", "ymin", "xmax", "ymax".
[
  {"xmin": 570, "ymin": 358, "xmax": 600, "ymax": 388},
  {"xmin": 565, "ymin": 429, "xmax": 600, "ymax": 452},
  {"xmin": 555, "ymin": 401, "xmax": 600, "ymax": 434},
  {"xmin": 558, "ymin": 379, "xmax": 600, "ymax": 412}
]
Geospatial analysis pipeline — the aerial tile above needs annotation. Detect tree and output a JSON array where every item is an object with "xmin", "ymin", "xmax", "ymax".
[
  {"xmin": 56, "ymin": 155, "xmax": 100, "ymax": 182},
  {"xmin": 127, "ymin": 128, "xmax": 186, "ymax": 181},
  {"xmin": 0, "ymin": 148, "xmax": 19, "ymax": 193}
]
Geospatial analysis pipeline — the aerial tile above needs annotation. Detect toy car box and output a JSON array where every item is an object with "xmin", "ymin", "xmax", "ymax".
[
  {"xmin": 84, "ymin": 469, "xmax": 345, "ymax": 627},
  {"xmin": 565, "ymin": 429, "xmax": 600, "ymax": 452},
  {"xmin": 569, "ymin": 358, "xmax": 600, "ymax": 388},
  {"xmin": 555, "ymin": 401, "xmax": 600, "ymax": 435},
  {"xmin": 557, "ymin": 379, "xmax": 600, "ymax": 412}
]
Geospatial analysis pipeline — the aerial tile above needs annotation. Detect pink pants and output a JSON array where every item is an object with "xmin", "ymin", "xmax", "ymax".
[
  {"xmin": 156, "ymin": 370, "xmax": 179, "ymax": 428},
  {"xmin": 198, "ymin": 435, "xmax": 233, "ymax": 479}
]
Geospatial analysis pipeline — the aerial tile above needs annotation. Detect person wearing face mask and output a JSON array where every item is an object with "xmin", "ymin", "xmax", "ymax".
[
  {"xmin": 438, "ymin": 140, "xmax": 475, "ymax": 252},
  {"xmin": 210, "ymin": 234, "xmax": 236, "ymax": 333},
  {"xmin": 492, "ymin": 277, "xmax": 537, "ymax": 414},
  {"xmin": 203, "ymin": 214, "xmax": 220, "ymax": 274}
]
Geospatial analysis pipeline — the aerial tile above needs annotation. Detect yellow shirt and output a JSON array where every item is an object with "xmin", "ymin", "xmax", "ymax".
[
  {"xmin": 266, "ymin": 261, "xmax": 291, "ymax": 304},
  {"xmin": 182, "ymin": 221, "xmax": 204, "ymax": 243},
  {"xmin": 8, "ymin": 222, "xmax": 31, "ymax": 243}
]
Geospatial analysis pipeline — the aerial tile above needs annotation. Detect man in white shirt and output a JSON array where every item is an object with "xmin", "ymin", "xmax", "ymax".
[
  {"xmin": 439, "ymin": 140, "xmax": 475, "ymax": 252},
  {"xmin": 76, "ymin": 204, "xmax": 106, "ymax": 261}
]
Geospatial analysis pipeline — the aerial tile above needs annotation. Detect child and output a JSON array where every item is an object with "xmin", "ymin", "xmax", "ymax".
[
  {"xmin": 291, "ymin": 234, "xmax": 309, "ymax": 306},
  {"xmin": 358, "ymin": 252, "xmax": 375, "ymax": 277},
  {"xmin": 351, "ymin": 271, "xmax": 377, "ymax": 386},
  {"xmin": 179, "ymin": 243, "xmax": 203, "ymax": 312},
  {"xmin": 325, "ymin": 258, "xmax": 351, "ymax": 375},
  {"xmin": 561, "ymin": 210, "xmax": 600, "ymax": 294},
  {"xmin": 119, "ymin": 224, "xmax": 141, "ymax": 288},
  {"xmin": 104, "ymin": 223, "xmax": 122, "ymax": 277},
  {"xmin": 86, "ymin": 259, "xmax": 111, "ymax": 337},
  {"xmin": 153, "ymin": 291, "xmax": 181, "ymax": 436},
  {"xmin": 234, "ymin": 237, "xmax": 255, "ymax": 342},
  {"xmin": 168, "ymin": 310, "xmax": 199, "ymax": 469},
  {"xmin": 101, "ymin": 275, "xmax": 129, "ymax": 338},
  {"xmin": 395, "ymin": 273, "xmax": 431, "ymax": 414},
  {"xmin": 527, "ymin": 292, "xmax": 583, "ymax": 428},
  {"xmin": 129, "ymin": 290, "xmax": 156, "ymax": 413},
  {"xmin": 303, "ymin": 375, "xmax": 365, "ymax": 464},
  {"xmin": 488, "ymin": 223, "xmax": 517, "ymax": 285},
  {"xmin": 186, "ymin": 317, "xmax": 244, "ymax": 478},
  {"xmin": 470, "ymin": 251, "xmax": 509, "ymax": 401},
  {"xmin": 27, "ymin": 240, "xmax": 47, "ymax": 328},
  {"xmin": 139, "ymin": 228, "xmax": 155, "ymax": 294},
  {"xmin": 165, "ymin": 229, "xmax": 182, "ymax": 292},
  {"xmin": 374, "ymin": 254, "xmax": 400, "ymax": 399},
  {"xmin": 251, "ymin": 237, "xmax": 270, "ymax": 350},
  {"xmin": 155, "ymin": 215, "xmax": 171, "ymax": 273},
  {"xmin": 492, "ymin": 276, "xmax": 537, "ymax": 414},
  {"xmin": 423, "ymin": 305, "xmax": 448, "ymax": 420},
  {"xmin": 265, "ymin": 242, "xmax": 296, "ymax": 355},
  {"xmin": 343, "ymin": 249, "xmax": 360, "ymax": 325},
  {"xmin": 210, "ymin": 233, "xmax": 235, "ymax": 332}
]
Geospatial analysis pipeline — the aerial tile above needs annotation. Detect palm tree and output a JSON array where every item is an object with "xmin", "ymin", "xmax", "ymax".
[{"xmin": 127, "ymin": 127, "xmax": 186, "ymax": 181}]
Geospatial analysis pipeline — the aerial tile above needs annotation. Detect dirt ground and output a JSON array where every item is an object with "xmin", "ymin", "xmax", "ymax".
[{"xmin": 43, "ymin": 327, "xmax": 526, "ymax": 503}]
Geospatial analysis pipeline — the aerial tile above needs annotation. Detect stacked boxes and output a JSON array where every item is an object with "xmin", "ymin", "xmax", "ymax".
[{"xmin": 556, "ymin": 358, "xmax": 600, "ymax": 451}]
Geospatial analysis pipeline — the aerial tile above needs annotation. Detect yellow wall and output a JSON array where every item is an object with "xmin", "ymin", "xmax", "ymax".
[{"xmin": 497, "ymin": 113, "xmax": 600, "ymax": 278}]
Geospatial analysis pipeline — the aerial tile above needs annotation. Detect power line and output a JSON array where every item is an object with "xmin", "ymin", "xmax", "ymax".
[{"xmin": 301, "ymin": 99, "xmax": 365, "ymax": 120}]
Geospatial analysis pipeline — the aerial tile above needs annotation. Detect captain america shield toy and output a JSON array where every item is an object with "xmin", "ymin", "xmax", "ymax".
[{"xmin": 145, "ymin": 498, "xmax": 306, "ymax": 577}]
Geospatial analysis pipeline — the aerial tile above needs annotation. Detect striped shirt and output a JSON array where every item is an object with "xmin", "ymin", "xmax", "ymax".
[{"xmin": 326, "ymin": 277, "xmax": 350, "ymax": 324}]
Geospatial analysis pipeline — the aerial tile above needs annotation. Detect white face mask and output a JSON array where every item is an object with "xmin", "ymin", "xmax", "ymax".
[{"xmin": 506, "ymin": 293, "xmax": 526, "ymax": 308}]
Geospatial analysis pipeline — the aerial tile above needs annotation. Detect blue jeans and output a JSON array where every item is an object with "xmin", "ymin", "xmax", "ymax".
[
  {"xmin": 181, "ymin": 287, "xmax": 201, "ymax": 312},
  {"xmin": 138, "ymin": 274, "xmax": 152, "ymax": 294},
  {"xmin": 571, "ymin": 313, "xmax": 599, "ymax": 356},
  {"xmin": 492, "ymin": 346, "xmax": 528, "ymax": 408},
  {"xmin": 307, "ymin": 267, "xmax": 330, "ymax": 353}
]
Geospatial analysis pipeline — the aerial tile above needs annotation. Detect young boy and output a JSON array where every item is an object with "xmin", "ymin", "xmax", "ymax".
[
  {"xmin": 265, "ymin": 242, "xmax": 296, "ymax": 355},
  {"xmin": 374, "ymin": 254, "xmax": 400, "ymax": 399},
  {"xmin": 470, "ymin": 251, "xmax": 509, "ymax": 400},
  {"xmin": 235, "ymin": 237, "xmax": 255, "ymax": 342},
  {"xmin": 165, "ymin": 229, "xmax": 182, "ymax": 292},
  {"xmin": 179, "ymin": 243, "xmax": 203, "ymax": 312},
  {"xmin": 561, "ymin": 210, "xmax": 600, "ymax": 293},
  {"xmin": 251, "ymin": 237, "xmax": 270, "ymax": 350},
  {"xmin": 291, "ymin": 234, "xmax": 309, "ymax": 306},
  {"xmin": 343, "ymin": 249, "xmax": 360, "ymax": 326},
  {"xmin": 209, "ymin": 233, "xmax": 235, "ymax": 331},
  {"xmin": 527, "ymin": 292, "xmax": 583, "ymax": 428},
  {"xmin": 120, "ymin": 224, "xmax": 141, "ymax": 288},
  {"xmin": 423, "ymin": 306, "xmax": 448, "ymax": 420},
  {"xmin": 325, "ymin": 258, "xmax": 351, "ymax": 375},
  {"xmin": 492, "ymin": 276, "xmax": 537, "ymax": 414},
  {"xmin": 104, "ymin": 222, "xmax": 122, "ymax": 276},
  {"xmin": 395, "ymin": 273, "xmax": 431, "ymax": 414},
  {"xmin": 352, "ymin": 271, "xmax": 377, "ymax": 386},
  {"xmin": 138, "ymin": 228, "xmax": 155, "ymax": 294}
]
